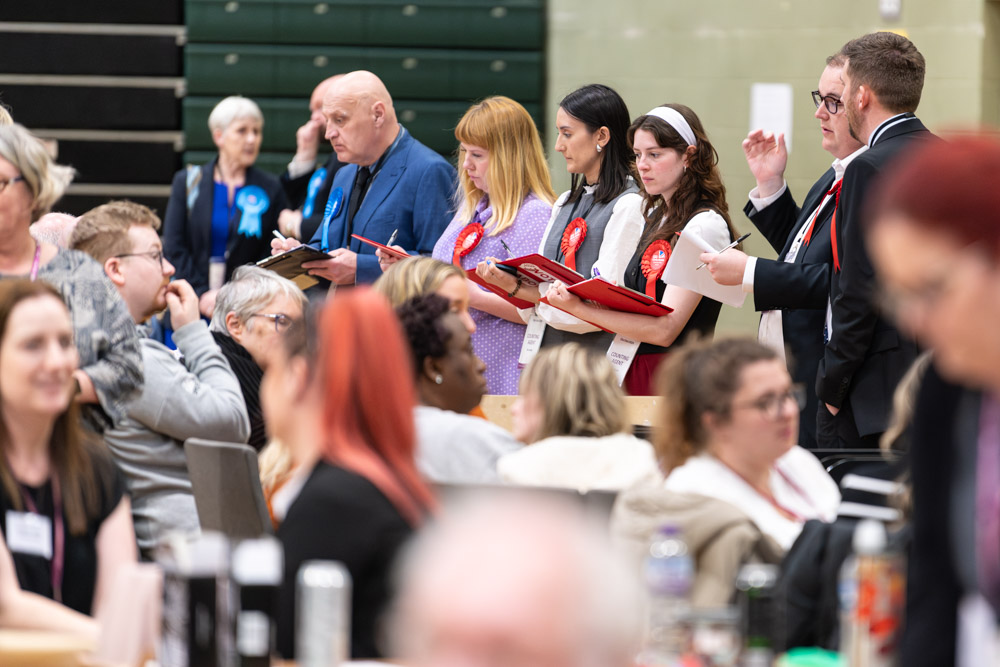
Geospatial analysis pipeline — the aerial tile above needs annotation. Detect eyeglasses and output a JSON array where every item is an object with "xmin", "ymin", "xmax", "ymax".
[
  {"xmin": 732, "ymin": 385, "xmax": 806, "ymax": 420},
  {"xmin": 0, "ymin": 175, "xmax": 24, "ymax": 195},
  {"xmin": 811, "ymin": 91, "xmax": 843, "ymax": 115},
  {"xmin": 249, "ymin": 312, "xmax": 295, "ymax": 333},
  {"xmin": 115, "ymin": 248, "xmax": 167, "ymax": 271}
]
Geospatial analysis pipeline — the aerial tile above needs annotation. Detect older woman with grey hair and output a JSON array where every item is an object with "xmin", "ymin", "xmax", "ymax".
[
  {"xmin": 209, "ymin": 265, "xmax": 306, "ymax": 450},
  {"xmin": 0, "ymin": 123, "xmax": 142, "ymax": 430},
  {"xmin": 163, "ymin": 95, "xmax": 288, "ymax": 319}
]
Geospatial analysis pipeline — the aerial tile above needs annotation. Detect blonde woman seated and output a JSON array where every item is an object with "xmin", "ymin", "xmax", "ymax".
[{"xmin": 497, "ymin": 343, "xmax": 660, "ymax": 492}]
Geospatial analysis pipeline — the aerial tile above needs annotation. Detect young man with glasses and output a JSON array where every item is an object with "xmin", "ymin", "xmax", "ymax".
[
  {"xmin": 699, "ymin": 52, "xmax": 866, "ymax": 449},
  {"xmin": 71, "ymin": 200, "xmax": 250, "ymax": 558}
]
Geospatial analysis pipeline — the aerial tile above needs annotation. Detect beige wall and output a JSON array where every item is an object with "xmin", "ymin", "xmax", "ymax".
[{"xmin": 545, "ymin": 0, "xmax": 991, "ymax": 335}]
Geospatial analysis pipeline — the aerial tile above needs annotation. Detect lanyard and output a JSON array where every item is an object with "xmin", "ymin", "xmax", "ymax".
[
  {"xmin": 18, "ymin": 474, "xmax": 65, "ymax": 603},
  {"xmin": 29, "ymin": 242, "xmax": 41, "ymax": 281},
  {"xmin": 718, "ymin": 458, "xmax": 810, "ymax": 522}
]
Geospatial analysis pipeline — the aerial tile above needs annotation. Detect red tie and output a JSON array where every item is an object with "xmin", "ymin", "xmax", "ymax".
[{"xmin": 823, "ymin": 180, "xmax": 843, "ymax": 272}]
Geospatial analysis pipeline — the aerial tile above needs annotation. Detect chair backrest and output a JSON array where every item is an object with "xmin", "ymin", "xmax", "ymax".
[{"xmin": 184, "ymin": 438, "xmax": 272, "ymax": 539}]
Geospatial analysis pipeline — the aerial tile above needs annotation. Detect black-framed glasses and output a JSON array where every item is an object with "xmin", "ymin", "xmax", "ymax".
[
  {"xmin": 0, "ymin": 175, "xmax": 24, "ymax": 195},
  {"xmin": 115, "ymin": 248, "xmax": 167, "ymax": 270},
  {"xmin": 811, "ymin": 91, "xmax": 843, "ymax": 114},
  {"xmin": 732, "ymin": 385, "xmax": 806, "ymax": 420},
  {"xmin": 250, "ymin": 312, "xmax": 295, "ymax": 333}
]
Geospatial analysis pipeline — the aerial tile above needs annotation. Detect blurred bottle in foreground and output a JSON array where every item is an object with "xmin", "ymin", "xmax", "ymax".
[
  {"xmin": 838, "ymin": 519, "xmax": 904, "ymax": 667},
  {"xmin": 640, "ymin": 524, "xmax": 695, "ymax": 666}
]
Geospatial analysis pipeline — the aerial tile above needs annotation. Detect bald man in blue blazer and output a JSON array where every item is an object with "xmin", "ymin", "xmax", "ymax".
[{"xmin": 275, "ymin": 70, "xmax": 455, "ymax": 285}]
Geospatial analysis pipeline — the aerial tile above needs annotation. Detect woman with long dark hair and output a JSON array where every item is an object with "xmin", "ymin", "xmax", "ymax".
[
  {"xmin": 546, "ymin": 104, "xmax": 742, "ymax": 394},
  {"xmin": 475, "ymin": 84, "xmax": 645, "ymax": 358}
]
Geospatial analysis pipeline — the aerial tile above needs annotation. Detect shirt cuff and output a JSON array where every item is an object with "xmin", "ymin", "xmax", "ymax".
[
  {"xmin": 286, "ymin": 158, "xmax": 315, "ymax": 180},
  {"xmin": 748, "ymin": 181, "xmax": 788, "ymax": 212},
  {"xmin": 742, "ymin": 256, "xmax": 757, "ymax": 293}
]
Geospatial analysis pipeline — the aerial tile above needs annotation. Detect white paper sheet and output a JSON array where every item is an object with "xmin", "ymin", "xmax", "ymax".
[
  {"xmin": 750, "ymin": 83, "xmax": 794, "ymax": 154},
  {"xmin": 662, "ymin": 229, "xmax": 747, "ymax": 308}
]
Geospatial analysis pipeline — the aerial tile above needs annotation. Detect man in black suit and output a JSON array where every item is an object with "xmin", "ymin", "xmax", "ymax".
[
  {"xmin": 814, "ymin": 31, "xmax": 934, "ymax": 448},
  {"xmin": 278, "ymin": 75, "xmax": 345, "ymax": 242},
  {"xmin": 701, "ymin": 53, "xmax": 865, "ymax": 449}
]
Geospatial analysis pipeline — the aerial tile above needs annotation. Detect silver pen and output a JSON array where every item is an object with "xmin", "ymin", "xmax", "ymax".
[
  {"xmin": 387, "ymin": 228, "xmax": 399, "ymax": 247},
  {"xmin": 696, "ymin": 232, "xmax": 751, "ymax": 270}
]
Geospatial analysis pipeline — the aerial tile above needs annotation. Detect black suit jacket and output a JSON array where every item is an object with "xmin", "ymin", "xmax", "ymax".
[
  {"xmin": 902, "ymin": 364, "xmax": 981, "ymax": 667},
  {"xmin": 817, "ymin": 117, "xmax": 934, "ymax": 436},
  {"xmin": 745, "ymin": 169, "xmax": 836, "ymax": 448},
  {"xmin": 280, "ymin": 151, "xmax": 345, "ymax": 242},
  {"xmin": 162, "ymin": 158, "xmax": 288, "ymax": 296}
]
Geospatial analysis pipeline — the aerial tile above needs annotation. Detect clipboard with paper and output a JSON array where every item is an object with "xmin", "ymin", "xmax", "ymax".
[{"xmin": 662, "ymin": 229, "xmax": 747, "ymax": 308}]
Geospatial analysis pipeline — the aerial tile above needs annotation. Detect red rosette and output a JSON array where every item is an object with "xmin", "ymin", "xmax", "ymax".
[
  {"xmin": 640, "ymin": 239, "xmax": 672, "ymax": 299},
  {"xmin": 452, "ymin": 222, "xmax": 485, "ymax": 267},
  {"xmin": 559, "ymin": 217, "xmax": 588, "ymax": 271}
]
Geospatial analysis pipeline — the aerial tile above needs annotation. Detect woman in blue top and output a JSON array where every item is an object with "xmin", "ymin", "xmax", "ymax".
[{"xmin": 163, "ymin": 96, "xmax": 288, "ymax": 318}]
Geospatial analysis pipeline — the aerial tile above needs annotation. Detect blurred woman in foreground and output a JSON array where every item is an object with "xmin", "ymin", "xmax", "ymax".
[
  {"xmin": 0, "ymin": 280, "xmax": 135, "ymax": 616},
  {"xmin": 263, "ymin": 288, "xmax": 435, "ymax": 659}
]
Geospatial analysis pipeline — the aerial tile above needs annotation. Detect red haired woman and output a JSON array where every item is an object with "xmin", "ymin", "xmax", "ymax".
[{"xmin": 263, "ymin": 288, "xmax": 434, "ymax": 660}]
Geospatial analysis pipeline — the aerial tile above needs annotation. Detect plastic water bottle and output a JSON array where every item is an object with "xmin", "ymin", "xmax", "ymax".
[
  {"xmin": 838, "ymin": 519, "xmax": 904, "ymax": 667},
  {"xmin": 640, "ymin": 524, "xmax": 694, "ymax": 666}
]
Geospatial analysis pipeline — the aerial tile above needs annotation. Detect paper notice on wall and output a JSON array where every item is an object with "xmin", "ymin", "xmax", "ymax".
[{"xmin": 750, "ymin": 83, "xmax": 794, "ymax": 154}]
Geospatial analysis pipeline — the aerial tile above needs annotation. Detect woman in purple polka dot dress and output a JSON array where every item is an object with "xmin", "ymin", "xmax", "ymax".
[{"xmin": 430, "ymin": 97, "xmax": 555, "ymax": 394}]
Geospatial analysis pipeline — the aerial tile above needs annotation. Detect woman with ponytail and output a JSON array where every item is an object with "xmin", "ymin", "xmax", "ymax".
[
  {"xmin": 265, "ymin": 289, "xmax": 435, "ymax": 660},
  {"xmin": 546, "ymin": 104, "xmax": 740, "ymax": 394}
]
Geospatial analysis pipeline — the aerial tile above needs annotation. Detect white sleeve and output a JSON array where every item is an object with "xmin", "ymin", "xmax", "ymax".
[
  {"xmin": 659, "ymin": 210, "xmax": 734, "ymax": 299},
  {"xmin": 747, "ymin": 181, "xmax": 788, "ymax": 212},
  {"xmin": 590, "ymin": 192, "xmax": 645, "ymax": 284}
]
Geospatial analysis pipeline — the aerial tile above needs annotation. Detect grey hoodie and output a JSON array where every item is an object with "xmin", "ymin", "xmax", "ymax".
[{"xmin": 103, "ymin": 320, "xmax": 250, "ymax": 552}]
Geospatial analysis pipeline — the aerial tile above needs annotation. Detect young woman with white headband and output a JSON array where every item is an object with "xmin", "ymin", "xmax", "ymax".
[
  {"xmin": 546, "ymin": 104, "xmax": 742, "ymax": 394},
  {"xmin": 475, "ymin": 84, "xmax": 645, "ymax": 362}
]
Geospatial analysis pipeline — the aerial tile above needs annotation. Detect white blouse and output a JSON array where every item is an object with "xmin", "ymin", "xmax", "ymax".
[
  {"xmin": 519, "ymin": 184, "xmax": 645, "ymax": 333},
  {"xmin": 663, "ymin": 446, "xmax": 841, "ymax": 550}
]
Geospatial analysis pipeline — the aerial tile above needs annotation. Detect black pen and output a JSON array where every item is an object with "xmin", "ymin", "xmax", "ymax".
[
  {"xmin": 499, "ymin": 239, "xmax": 515, "ymax": 259},
  {"xmin": 387, "ymin": 228, "xmax": 399, "ymax": 247},
  {"xmin": 696, "ymin": 232, "xmax": 751, "ymax": 270}
]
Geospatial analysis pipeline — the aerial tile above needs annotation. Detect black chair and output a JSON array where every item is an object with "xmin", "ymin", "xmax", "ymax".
[{"xmin": 184, "ymin": 438, "xmax": 272, "ymax": 540}]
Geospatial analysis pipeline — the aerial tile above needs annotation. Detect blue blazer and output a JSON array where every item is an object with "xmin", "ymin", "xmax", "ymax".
[{"xmin": 307, "ymin": 127, "xmax": 456, "ymax": 284}]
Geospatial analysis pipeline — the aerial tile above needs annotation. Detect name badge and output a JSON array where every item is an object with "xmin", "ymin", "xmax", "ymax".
[
  {"xmin": 518, "ymin": 313, "xmax": 547, "ymax": 368},
  {"xmin": 6, "ymin": 510, "xmax": 52, "ymax": 558},
  {"xmin": 607, "ymin": 334, "xmax": 642, "ymax": 386}
]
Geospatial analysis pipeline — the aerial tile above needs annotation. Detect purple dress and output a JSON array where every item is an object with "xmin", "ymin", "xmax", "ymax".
[{"xmin": 432, "ymin": 194, "xmax": 552, "ymax": 394}]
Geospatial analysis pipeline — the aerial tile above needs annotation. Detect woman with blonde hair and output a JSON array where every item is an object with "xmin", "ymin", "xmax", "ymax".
[
  {"xmin": 497, "ymin": 343, "xmax": 659, "ymax": 491},
  {"xmin": 0, "ymin": 123, "xmax": 141, "ymax": 428},
  {"xmin": 383, "ymin": 96, "xmax": 555, "ymax": 394},
  {"xmin": 373, "ymin": 256, "xmax": 475, "ymax": 334}
]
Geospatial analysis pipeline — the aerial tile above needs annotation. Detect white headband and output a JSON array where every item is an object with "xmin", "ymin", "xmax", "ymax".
[{"xmin": 645, "ymin": 106, "xmax": 697, "ymax": 147}]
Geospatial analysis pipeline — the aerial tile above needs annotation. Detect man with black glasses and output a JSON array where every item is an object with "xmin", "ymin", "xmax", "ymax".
[
  {"xmin": 71, "ymin": 201, "xmax": 250, "ymax": 558},
  {"xmin": 700, "ymin": 52, "xmax": 866, "ymax": 449}
]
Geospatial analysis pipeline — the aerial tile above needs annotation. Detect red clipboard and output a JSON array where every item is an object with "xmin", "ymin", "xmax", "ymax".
[
  {"xmin": 565, "ymin": 278, "xmax": 674, "ymax": 316},
  {"xmin": 465, "ymin": 268, "xmax": 537, "ymax": 310},
  {"xmin": 350, "ymin": 234, "xmax": 410, "ymax": 260},
  {"xmin": 500, "ymin": 254, "xmax": 585, "ymax": 285},
  {"xmin": 539, "ymin": 278, "xmax": 673, "ymax": 333}
]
